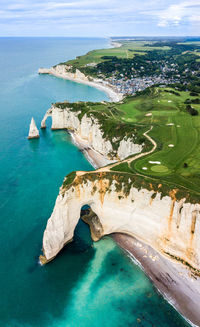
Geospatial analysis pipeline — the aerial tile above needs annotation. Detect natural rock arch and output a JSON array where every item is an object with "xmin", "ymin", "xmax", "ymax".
[
  {"xmin": 40, "ymin": 189, "xmax": 106, "ymax": 264},
  {"xmin": 41, "ymin": 108, "xmax": 52, "ymax": 129},
  {"xmin": 40, "ymin": 172, "xmax": 200, "ymax": 271}
]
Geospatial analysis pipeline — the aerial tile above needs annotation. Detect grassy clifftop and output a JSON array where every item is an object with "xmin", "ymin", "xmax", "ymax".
[
  {"xmin": 63, "ymin": 40, "xmax": 170, "ymax": 67},
  {"xmin": 62, "ymin": 170, "xmax": 200, "ymax": 204},
  {"xmin": 59, "ymin": 86, "xmax": 200, "ymax": 201}
]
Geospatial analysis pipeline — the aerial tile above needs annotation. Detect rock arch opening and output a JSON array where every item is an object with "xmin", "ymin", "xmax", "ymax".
[
  {"xmin": 80, "ymin": 206, "xmax": 104, "ymax": 242},
  {"xmin": 41, "ymin": 109, "xmax": 52, "ymax": 129}
]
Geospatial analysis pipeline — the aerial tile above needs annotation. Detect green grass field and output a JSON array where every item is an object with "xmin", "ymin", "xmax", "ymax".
[
  {"xmin": 64, "ymin": 41, "xmax": 170, "ymax": 69},
  {"xmin": 107, "ymin": 87, "xmax": 200, "ymax": 196},
  {"xmin": 59, "ymin": 86, "xmax": 200, "ymax": 199}
]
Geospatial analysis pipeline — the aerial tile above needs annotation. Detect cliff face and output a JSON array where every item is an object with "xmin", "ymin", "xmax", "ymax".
[
  {"xmin": 38, "ymin": 65, "xmax": 124, "ymax": 102},
  {"xmin": 41, "ymin": 173, "xmax": 200, "ymax": 272},
  {"xmin": 41, "ymin": 105, "xmax": 143, "ymax": 160},
  {"xmin": 39, "ymin": 65, "xmax": 89, "ymax": 81}
]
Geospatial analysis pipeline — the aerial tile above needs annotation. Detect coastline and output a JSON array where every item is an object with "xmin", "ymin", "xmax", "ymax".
[
  {"xmin": 70, "ymin": 132, "xmax": 200, "ymax": 326},
  {"xmin": 38, "ymin": 67, "xmax": 123, "ymax": 103},
  {"xmin": 38, "ymin": 38, "xmax": 123, "ymax": 103},
  {"xmin": 69, "ymin": 131, "xmax": 115, "ymax": 168},
  {"xmin": 38, "ymin": 46, "xmax": 200, "ymax": 326},
  {"xmin": 113, "ymin": 234, "xmax": 200, "ymax": 327},
  {"xmin": 68, "ymin": 124, "xmax": 200, "ymax": 326}
]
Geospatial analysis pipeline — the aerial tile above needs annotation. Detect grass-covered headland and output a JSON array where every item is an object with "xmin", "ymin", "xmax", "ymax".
[
  {"xmin": 61, "ymin": 85, "xmax": 200, "ymax": 202},
  {"xmin": 55, "ymin": 37, "xmax": 200, "ymax": 202},
  {"xmin": 60, "ymin": 38, "xmax": 200, "ymax": 94}
]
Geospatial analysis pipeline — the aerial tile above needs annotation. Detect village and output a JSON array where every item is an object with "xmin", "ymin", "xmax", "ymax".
[{"xmin": 104, "ymin": 74, "xmax": 180, "ymax": 95}]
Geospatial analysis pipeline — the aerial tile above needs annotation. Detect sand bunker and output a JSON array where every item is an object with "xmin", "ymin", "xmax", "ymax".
[{"xmin": 149, "ymin": 161, "xmax": 161, "ymax": 164}]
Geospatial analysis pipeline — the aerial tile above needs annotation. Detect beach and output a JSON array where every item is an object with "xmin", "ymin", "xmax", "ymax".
[
  {"xmin": 3, "ymin": 36, "xmax": 192, "ymax": 327},
  {"xmin": 70, "ymin": 129, "xmax": 200, "ymax": 327},
  {"xmin": 113, "ymin": 234, "xmax": 200, "ymax": 327},
  {"xmin": 38, "ymin": 45, "xmax": 200, "ymax": 327},
  {"xmin": 68, "ymin": 121, "xmax": 200, "ymax": 326},
  {"xmin": 39, "ymin": 67, "xmax": 123, "ymax": 103},
  {"xmin": 69, "ymin": 131, "xmax": 115, "ymax": 168}
]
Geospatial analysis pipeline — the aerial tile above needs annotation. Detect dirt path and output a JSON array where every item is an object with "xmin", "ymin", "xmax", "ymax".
[{"xmin": 98, "ymin": 125, "xmax": 157, "ymax": 172}]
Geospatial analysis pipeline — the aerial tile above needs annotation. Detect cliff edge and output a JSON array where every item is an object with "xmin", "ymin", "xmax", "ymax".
[{"xmin": 40, "ymin": 171, "xmax": 200, "ymax": 275}]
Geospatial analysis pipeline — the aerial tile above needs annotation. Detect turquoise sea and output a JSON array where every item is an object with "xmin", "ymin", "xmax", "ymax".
[{"xmin": 0, "ymin": 37, "xmax": 190, "ymax": 327}]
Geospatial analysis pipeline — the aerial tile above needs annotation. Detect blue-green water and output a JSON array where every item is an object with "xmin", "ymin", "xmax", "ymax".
[{"xmin": 0, "ymin": 37, "xmax": 190, "ymax": 327}]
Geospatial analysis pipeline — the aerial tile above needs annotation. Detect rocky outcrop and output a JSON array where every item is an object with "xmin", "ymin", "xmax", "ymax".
[
  {"xmin": 28, "ymin": 117, "xmax": 39, "ymax": 139},
  {"xmin": 41, "ymin": 105, "xmax": 143, "ymax": 160},
  {"xmin": 40, "ymin": 172, "xmax": 200, "ymax": 272}
]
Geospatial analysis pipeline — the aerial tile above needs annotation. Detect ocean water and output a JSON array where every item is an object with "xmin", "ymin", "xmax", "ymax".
[{"xmin": 0, "ymin": 37, "xmax": 190, "ymax": 327}]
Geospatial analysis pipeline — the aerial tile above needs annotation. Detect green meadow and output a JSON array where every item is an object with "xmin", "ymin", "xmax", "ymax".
[
  {"xmin": 59, "ymin": 86, "xmax": 200, "ymax": 198},
  {"xmin": 64, "ymin": 41, "xmax": 170, "ymax": 68},
  {"xmin": 111, "ymin": 87, "xmax": 200, "ymax": 196}
]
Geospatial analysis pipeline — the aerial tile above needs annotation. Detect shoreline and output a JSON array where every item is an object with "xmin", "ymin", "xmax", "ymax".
[
  {"xmin": 69, "ymin": 131, "xmax": 115, "ymax": 168},
  {"xmin": 38, "ymin": 42, "xmax": 200, "ymax": 326},
  {"xmin": 113, "ymin": 233, "xmax": 200, "ymax": 327},
  {"xmin": 38, "ymin": 38, "xmax": 123, "ymax": 103},
  {"xmin": 38, "ymin": 67, "xmax": 124, "ymax": 103},
  {"xmin": 69, "ymin": 130, "xmax": 200, "ymax": 326},
  {"xmin": 68, "ymin": 126, "xmax": 200, "ymax": 327}
]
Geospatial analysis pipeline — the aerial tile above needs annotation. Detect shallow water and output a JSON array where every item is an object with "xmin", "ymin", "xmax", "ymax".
[{"xmin": 0, "ymin": 37, "xmax": 190, "ymax": 327}]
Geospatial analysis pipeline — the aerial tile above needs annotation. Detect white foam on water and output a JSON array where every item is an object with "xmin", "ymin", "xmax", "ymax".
[{"xmin": 127, "ymin": 250, "xmax": 198, "ymax": 327}]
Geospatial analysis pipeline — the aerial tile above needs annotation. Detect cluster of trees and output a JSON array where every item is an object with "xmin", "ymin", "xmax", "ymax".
[
  {"xmin": 164, "ymin": 89, "xmax": 180, "ymax": 96},
  {"xmin": 169, "ymin": 81, "xmax": 200, "ymax": 94},
  {"xmin": 184, "ymin": 98, "xmax": 200, "ymax": 104},
  {"xmin": 81, "ymin": 41, "xmax": 200, "ymax": 89},
  {"xmin": 186, "ymin": 104, "xmax": 198, "ymax": 116}
]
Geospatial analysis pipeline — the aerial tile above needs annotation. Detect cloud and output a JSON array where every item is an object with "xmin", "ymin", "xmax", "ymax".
[
  {"xmin": 0, "ymin": 0, "xmax": 200, "ymax": 36},
  {"xmin": 144, "ymin": 0, "xmax": 200, "ymax": 27}
]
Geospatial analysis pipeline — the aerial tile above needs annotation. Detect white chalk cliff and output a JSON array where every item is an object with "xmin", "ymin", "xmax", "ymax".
[
  {"xmin": 41, "ymin": 172, "xmax": 200, "ymax": 272},
  {"xmin": 39, "ymin": 65, "xmax": 89, "ymax": 81},
  {"xmin": 38, "ymin": 65, "xmax": 124, "ymax": 102},
  {"xmin": 41, "ymin": 105, "xmax": 143, "ymax": 160},
  {"xmin": 28, "ymin": 117, "xmax": 39, "ymax": 139}
]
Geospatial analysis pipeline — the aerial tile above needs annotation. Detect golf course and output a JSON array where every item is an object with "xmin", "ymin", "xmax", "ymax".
[{"xmin": 62, "ymin": 86, "xmax": 200, "ymax": 202}]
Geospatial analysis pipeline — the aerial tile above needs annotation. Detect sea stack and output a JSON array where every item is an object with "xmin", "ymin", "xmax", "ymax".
[{"xmin": 28, "ymin": 117, "xmax": 39, "ymax": 139}]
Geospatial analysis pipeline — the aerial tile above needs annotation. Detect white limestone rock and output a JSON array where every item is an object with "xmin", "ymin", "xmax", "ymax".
[
  {"xmin": 41, "ymin": 105, "xmax": 143, "ymax": 160},
  {"xmin": 41, "ymin": 174, "xmax": 200, "ymax": 272},
  {"xmin": 28, "ymin": 118, "xmax": 39, "ymax": 139}
]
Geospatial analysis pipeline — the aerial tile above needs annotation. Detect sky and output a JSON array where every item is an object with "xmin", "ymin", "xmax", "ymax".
[{"xmin": 0, "ymin": 0, "xmax": 200, "ymax": 37}]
